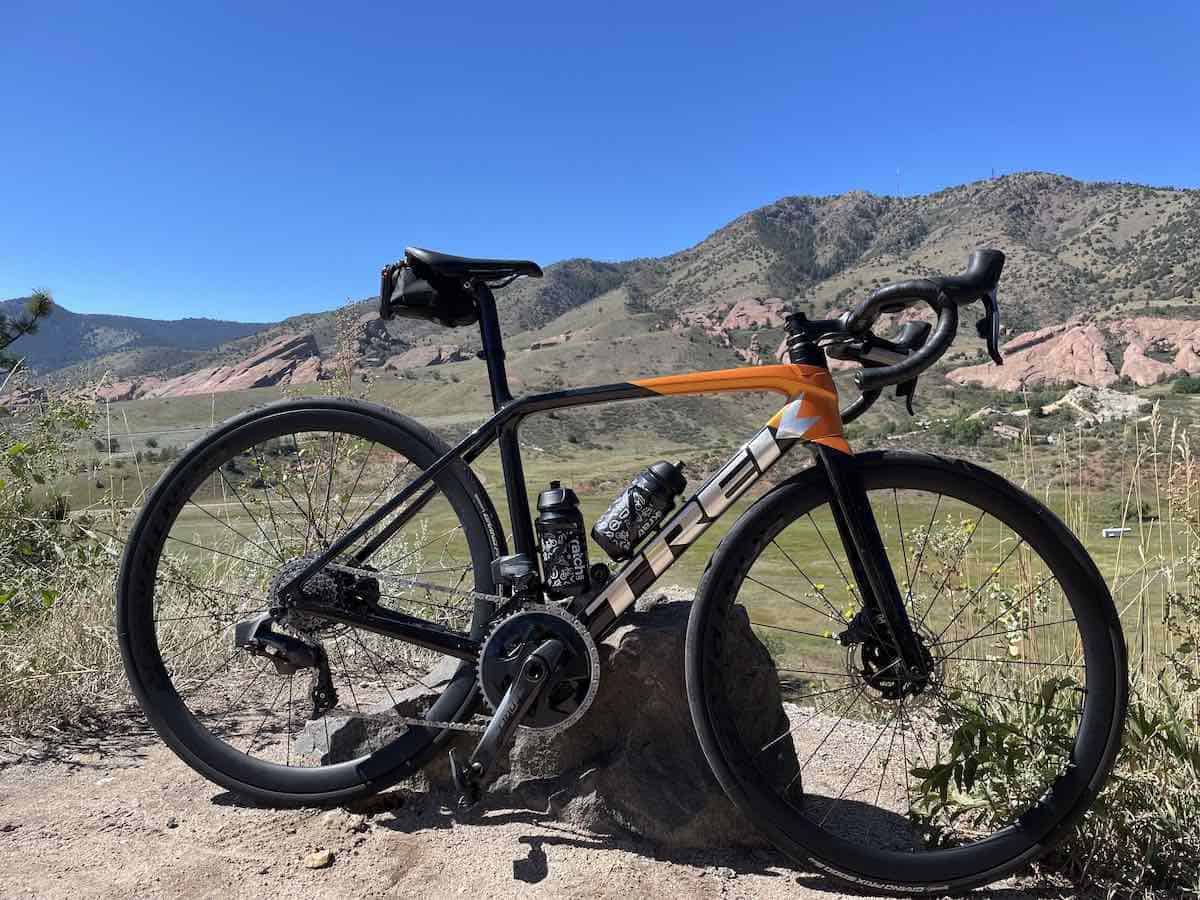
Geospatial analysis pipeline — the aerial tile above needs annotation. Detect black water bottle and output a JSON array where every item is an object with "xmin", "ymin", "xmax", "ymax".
[
  {"xmin": 535, "ymin": 482, "xmax": 590, "ymax": 599},
  {"xmin": 592, "ymin": 461, "xmax": 687, "ymax": 560}
]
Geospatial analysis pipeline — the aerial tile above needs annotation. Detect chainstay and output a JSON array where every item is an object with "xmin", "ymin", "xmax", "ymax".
[{"xmin": 312, "ymin": 564, "xmax": 512, "ymax": 733}]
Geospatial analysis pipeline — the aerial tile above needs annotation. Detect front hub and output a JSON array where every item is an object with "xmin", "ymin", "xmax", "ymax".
[{"xmin": 840, "ymin": 609, "xmax": 941, "ymax": 701}]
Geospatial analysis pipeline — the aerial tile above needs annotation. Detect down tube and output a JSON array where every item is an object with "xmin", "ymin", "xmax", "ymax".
[{"xmin": 582, "ymin": 424, "xmax": 802, "ymax": 637}]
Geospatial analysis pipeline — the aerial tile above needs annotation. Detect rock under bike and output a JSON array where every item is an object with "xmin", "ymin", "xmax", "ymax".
[{"xmin": 117, "ymin": 247, "xmax": 1127, "ymax": 894}]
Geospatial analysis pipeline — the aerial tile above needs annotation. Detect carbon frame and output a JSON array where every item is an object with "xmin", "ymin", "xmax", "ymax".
[{"xmin": 281, "ymin": 281, "xmax": 918, "ymax": 666}]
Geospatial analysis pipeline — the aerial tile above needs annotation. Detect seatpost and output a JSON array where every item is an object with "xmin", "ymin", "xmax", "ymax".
[{"xmin": 473, "ymin": 281, "xmax": 513, "ymax": 410}]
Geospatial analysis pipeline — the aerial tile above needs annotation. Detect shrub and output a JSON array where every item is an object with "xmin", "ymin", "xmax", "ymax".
[{"xmin": 937, "ymin": 416, "xmax": 985, "ymax": 444}]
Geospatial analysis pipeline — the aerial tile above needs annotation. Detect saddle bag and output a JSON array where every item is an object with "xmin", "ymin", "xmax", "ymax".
[{"xmin": 379, "ymin": 258, "xmax": 478, "ymax": 328}]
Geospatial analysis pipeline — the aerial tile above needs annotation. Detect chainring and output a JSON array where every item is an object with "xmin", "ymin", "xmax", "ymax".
[{"xmin": 478, "ymin": 604, "xmax": 599, "ymax": 734}]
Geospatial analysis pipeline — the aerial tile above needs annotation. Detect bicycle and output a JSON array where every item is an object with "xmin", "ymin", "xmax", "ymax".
[{"xmin": 117, "ymin": 246, "xmax": 1127, "ymax": 894}]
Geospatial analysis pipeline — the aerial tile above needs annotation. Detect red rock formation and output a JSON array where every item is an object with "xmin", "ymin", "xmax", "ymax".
[
  {"xmin": 1000, "ymin": 322, "xmax": 1071, "ymax": 355},
  {"xmin": 141, "ymin": 333, "xmax": 321, "ymax": 398},
  {"xmin": 384, "ymin": 344, "xmax": 467, "ymax": 370},
  {"xmin": 94, "ymin": 381, "xmax": 140, "ymax": 402},
  {"xmin": 947, "ymin": 324, "xmax": 1116, "ymax": 390},
  {"xmin": 719, "ymin": 298, "xmax": 787, "ymax": 331},
  {"xmin": 1120, "ymin": 341, "xmax": 1176, "ymax": 386}
]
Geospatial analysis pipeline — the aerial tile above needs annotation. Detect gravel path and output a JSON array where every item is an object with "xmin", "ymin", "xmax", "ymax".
[{"xmin": 0, "ymin": 714, "xmax": 1067, "ymax": 900}]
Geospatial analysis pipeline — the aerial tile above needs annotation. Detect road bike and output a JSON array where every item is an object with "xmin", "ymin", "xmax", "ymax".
[{"xmin": 117, "ymin": 246, "xmax": 1127, "ymax": 894}]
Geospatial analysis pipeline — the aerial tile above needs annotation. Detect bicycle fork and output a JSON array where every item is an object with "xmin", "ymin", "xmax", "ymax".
[{"xmin": 812, "ymin": 445, "xmax": 931, "ymax": 690}]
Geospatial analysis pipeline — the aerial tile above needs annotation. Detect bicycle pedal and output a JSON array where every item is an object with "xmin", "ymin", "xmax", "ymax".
[{"xmin": 448, "ymin": 749, "xmax": 481, "ymax": 808}]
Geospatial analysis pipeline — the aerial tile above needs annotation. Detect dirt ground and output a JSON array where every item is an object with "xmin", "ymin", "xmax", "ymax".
[{"xmin": 0, "ymin": 713, "xmax": 1066, "ymax": 900}]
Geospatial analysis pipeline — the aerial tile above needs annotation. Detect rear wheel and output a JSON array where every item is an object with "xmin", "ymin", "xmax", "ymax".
[
  {"xmin": 116, "ymin": 398, "xmax": 504, "ymax": 805},
  {"xmin": 686, "ymin": 451, "xmax": 1126, "ymax": 894}
]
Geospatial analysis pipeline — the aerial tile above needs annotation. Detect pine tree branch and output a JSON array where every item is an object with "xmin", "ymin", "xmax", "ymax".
[{"xmin": 0, "ymin": 289, "xmax": 54, "ymax": 371}]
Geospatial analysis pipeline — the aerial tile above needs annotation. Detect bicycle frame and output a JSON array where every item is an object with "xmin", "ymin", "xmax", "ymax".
[{"xmin": 283, "ymin": 282, "xmax": 919, "ymax": 668}]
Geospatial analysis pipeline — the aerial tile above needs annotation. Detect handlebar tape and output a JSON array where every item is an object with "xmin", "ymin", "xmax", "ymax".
[{"xmin": 855, "ymin": 299, "xmax": 957, "ymax": 393}]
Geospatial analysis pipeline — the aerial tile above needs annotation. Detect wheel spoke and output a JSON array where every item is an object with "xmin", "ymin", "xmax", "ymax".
[
  {"xmin": 750, "ymin": 620, "xmax": 838, "ymax": 642},
  {"xmin": 771, "ymin": 539, "xmax": 846, "ymax": 623},
  {"xmin": 744, "ymin": 574, "xmax": 845, "ymax": 624}
]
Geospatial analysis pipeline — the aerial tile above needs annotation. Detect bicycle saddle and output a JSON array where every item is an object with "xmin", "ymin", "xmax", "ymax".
[{"xmin": 406, "ymin": 247, "xmax": 543, "ymax": 281}]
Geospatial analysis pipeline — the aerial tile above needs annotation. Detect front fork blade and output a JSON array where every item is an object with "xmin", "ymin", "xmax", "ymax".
[{"xmin": 812, "ymin": 445, "xmax": 928, "ymax": 681}]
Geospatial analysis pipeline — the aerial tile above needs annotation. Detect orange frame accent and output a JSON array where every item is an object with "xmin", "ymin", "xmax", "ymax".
[{"xmin": 632, "ymin": 364, "xmax": 851, "ymax": 454}]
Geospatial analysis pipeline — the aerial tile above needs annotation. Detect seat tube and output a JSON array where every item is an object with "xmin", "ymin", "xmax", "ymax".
[
  {"xmin": 812, "ymin": 444, "xmax": 926, "ymax": 677},
  {"xmin": 473, "ymin": 281, "xmax": 536, "ymax": 556}
]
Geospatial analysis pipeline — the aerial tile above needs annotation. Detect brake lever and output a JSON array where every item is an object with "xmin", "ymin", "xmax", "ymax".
[
  {"xmin": 977, "ymin": 289, "xmax": 1003, "ymax": 365},
  {"xmin": 895, "ymin": 377, "xmax": 918, "ymax": 416}
]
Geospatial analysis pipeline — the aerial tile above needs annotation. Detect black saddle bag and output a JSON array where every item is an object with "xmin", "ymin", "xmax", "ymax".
[{"xmin": 379, "ymin": 258, "xmax": 478, "ymax": 328}]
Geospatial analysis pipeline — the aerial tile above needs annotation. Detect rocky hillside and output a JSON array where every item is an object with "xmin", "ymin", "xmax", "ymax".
[
  {"xmin": 0, "ymin": 298, "xmax": 267, "ymax": 374},
  {"xmin": 489, "ymin": 171, "xmax": 1199, "ymax": 334},
  {"xmin": 21, "ymin": 172, "xmax": 1200, "ymax": 399}
]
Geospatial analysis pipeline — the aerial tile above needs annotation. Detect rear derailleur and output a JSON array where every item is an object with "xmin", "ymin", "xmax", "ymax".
[{"xmin": 234, "ymin": 613, "xmax": 338, "ymax": 719}]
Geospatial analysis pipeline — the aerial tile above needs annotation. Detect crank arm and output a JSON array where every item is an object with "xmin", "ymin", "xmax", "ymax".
[
  {"xmin": 287, "ymin": 601, "xmax": 481, "ymax": 662},
  {"xmin": 451, "ymin": 637, "xmax": 565, "ymax": 807}
]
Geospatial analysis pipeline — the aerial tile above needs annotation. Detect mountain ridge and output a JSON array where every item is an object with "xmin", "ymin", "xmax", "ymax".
[{"xmin": 10, "ymin": 172, "xmax": 1200, "ymax": 394}]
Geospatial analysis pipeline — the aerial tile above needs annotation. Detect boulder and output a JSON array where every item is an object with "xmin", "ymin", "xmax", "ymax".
[{"xmin": 299, "ymin": 595, "xmax": 795, "ymax": 849}]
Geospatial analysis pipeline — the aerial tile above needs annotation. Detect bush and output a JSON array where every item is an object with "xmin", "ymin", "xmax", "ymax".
[
  {"xmin": 1172, "ymin": 376, "xmax": 1200, "ymax": 394},
  {"xmin": 0, "ymin": 383, "xmax": 121, "ymax": 726},
  {"xmin": 937, "ymin": 416, "xmax": 985, "ymax": 444}
]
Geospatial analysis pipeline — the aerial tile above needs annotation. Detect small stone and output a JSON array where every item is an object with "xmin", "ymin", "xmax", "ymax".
[
  {"xmin": 165, "ymin": 816, "xmax": 178, "ymax": 829},
  {"xmin": 303, "ymin": 849, "xmax": 334, "ymax": 870}
]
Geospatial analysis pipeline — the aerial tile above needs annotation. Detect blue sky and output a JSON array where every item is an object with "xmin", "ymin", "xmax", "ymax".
[{"xmin": 2, "ymin": 1, "xmax": 1197, "ymax": 322}]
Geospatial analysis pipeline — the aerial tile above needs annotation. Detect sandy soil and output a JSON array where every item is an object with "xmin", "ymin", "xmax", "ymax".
[{"xmin": 0, "ymin": 712, "xmax": 1066, "ymax": 900}]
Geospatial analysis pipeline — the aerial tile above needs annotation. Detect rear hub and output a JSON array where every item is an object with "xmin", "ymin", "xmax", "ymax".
[{"xmin": 267, "ymin": 553, "xmax": 381, "ymax": 635}]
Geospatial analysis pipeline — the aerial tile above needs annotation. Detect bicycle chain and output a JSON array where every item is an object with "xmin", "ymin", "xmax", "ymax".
[
  {"xmin": 322, "ymin": 560, "xmax": 507, "ymax": 607},
  {"xmin": 317, "ymin": 707, "xmax": 490, "ymax": 733}
]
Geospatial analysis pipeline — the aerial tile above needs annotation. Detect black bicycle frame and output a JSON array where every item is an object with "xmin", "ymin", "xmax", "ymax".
[{"xmin": 280, "ymin": 281, "xmax": 926, "ymax": 676}]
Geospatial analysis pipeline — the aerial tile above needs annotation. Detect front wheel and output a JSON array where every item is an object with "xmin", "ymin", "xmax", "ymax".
[{"xmin": 686, "ymin": 450, "xmax": 1127, "ymax": 894}]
